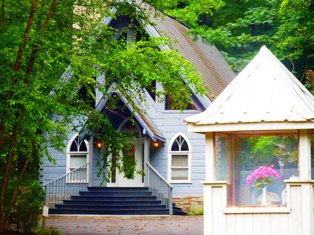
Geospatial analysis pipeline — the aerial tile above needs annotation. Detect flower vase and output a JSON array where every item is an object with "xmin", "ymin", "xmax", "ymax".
[{"xmin": 261, "ymin": 186, "xmax": 267, "ymax": 206}]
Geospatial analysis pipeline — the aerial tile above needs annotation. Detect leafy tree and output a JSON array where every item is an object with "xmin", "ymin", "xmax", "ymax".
[
  {"xmin": 166, "ymin": 0, "xmax": 314, "ymax": 88},
  {"xmin": 0, "ymin": 0, "xmax": 207, "ymax": 232},
  {"xmin": 240, "ymin": 135, "xmax": 298, "ymax": 171}
]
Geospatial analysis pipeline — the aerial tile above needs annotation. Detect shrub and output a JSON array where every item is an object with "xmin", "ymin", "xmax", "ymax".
[
  {"xmin": 37, "ymin": 227, "xmax": 63, "ymax": 235},
  {"xmin": 10, "ymin": 181, "xmax": 45, "ymax": 234},
  {"xmin": 188, "ymin": 206, "xmax": 204, "ymax": 216}
]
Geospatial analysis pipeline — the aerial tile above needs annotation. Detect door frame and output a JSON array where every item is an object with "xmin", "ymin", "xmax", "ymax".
[{"xmin": 107, "ymin": 119, "xmax": 146, "ymax": 187}]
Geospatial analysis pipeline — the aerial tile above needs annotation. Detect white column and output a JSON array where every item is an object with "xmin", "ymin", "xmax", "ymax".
[
  {"xmin": 88, "ymin": 136, "xmax": 93, "ymax": 186},
  {"xmin": 295, "ymin": 129, "xmax": 314, "ymax": 235},
  {"xmin": 299, "ymin": 129, "xmax": 311, "ymax": 180},
  {"xmin": 205, "ymin": 133, "xmax": 216, "ymax": 181},
  {"xmin": 144, "ymin": 137, "xmax": 150, "ymax": 187}
]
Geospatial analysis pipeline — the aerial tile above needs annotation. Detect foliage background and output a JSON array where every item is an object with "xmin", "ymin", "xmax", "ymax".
[
  {"xmin": 0, "ymin": 0, "xmax": 313, "ymax": 232},
  {"xmin": 165, "ymin": 0, "xmax": 314, "ymax": 88},
  {"xmin": 0, "ymin": 0, "xmax": 206, "ymax": 232}
]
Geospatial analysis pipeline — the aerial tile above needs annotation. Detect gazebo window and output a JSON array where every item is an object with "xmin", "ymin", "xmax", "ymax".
[
  {"xmin": 215, "ymin": 132, "xmax": 299, "ymax": 206},
  {"xmin": 169, "ymin": 134, "xmax": 191, "ymax": 182}
]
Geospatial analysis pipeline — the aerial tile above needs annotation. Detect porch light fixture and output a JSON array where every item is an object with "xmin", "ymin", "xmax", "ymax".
[
  {"xmin": 94, "ymin": 140, "xmax": 104, "ymax": 149},
  {"xmin": 152, "ymin": 140, "xmax": 161, "ymax": 148}
]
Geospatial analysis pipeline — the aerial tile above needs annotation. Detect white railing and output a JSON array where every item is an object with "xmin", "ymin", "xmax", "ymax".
[
  {"xmin": 42, "ymin": 163, "xmax": 90, "ymax": 208},
  {"xmin": 146, "ymin": 162, "xmax": 173, "ymax": 215}
]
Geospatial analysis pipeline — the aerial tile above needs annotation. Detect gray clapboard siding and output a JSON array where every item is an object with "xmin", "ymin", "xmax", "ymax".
[
  {"xmin": 41, "ymin": 105, "xmax": 207, "ymax": 197},
  {"xmin": 149, "ymin": 107, "xmax": 206, "ymax": 196},
  {"xmin": 40, "ymin": 130, "xmax": 79, "ymax": 184}
]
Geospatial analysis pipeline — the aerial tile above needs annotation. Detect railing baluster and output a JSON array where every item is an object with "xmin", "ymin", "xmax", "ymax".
[
  {"xmin": 42, "ymin": 163, "xmax": 89, "ymax": 208},
  {"xmin": 146, "ymin": 163, "xmax": 173, "ymax": 215}
]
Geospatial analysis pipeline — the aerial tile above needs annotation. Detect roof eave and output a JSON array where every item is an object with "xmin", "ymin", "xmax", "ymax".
[
  {"xmin": 96, "ymin": 84, "xmax": 166, "ymax": 142},
  {"xmin": 187, "ymin": 121, "xmax": 314, "ymax": 134}
]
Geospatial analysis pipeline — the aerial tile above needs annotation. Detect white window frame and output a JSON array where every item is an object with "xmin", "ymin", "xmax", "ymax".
[
  {"xmin": 66, "ymin": 133, "xmax": 89, "ymax": 183},
  {"xmin": 168, "ymin": 133, "xmax": 192, "ymax": 183}
]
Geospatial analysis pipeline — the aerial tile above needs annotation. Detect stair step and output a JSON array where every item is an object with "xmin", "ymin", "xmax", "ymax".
[
  {"xmin": 47, "ymin": 186, "xmax": 186, "ymax": 216},
  {"xmin": 63, "ymin": 199, "xmax": 162, "ymax": 205},
  {"xmin": 49, "ymin": 208, "xmax": 169, "ymax": 215},
  {"xmin": 71, "ymin": 195, "xmax": 157, "ymax": 201},
  {"xmin": 55, "ymin": 204, "xmax": 166, "ymax": 210},
  {"xmin": 87, "ymin": 187, "xmax": 150, "ymax": 192},
  {"xmin": 79, "ymin": 191, "xmax": 152, "ymax": 196}
]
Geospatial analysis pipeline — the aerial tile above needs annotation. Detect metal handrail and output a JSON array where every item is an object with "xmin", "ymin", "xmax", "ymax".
[
  {"xmin": 146, "ymin": 162, "xmax": 173, "ymax": 215},
  {"xmin": 43, "ymin": 162, "xmax": 90, "ymax": 208}
]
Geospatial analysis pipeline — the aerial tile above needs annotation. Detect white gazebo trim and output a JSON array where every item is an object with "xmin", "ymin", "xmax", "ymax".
[
  {"xmin": 223, "ymin": 207, "xmax": 291, "ymax": 214},
  {"xmin": 187, "ymin": 46, "xmax": 314, "ymax": 235},
  {"xmin": 284, "ymin": 180, "xmax": 314, "ymax": 184},
  {"xmin": 203, "ymin": 181, "xmax": 292, "ymax": 214},
  {"xmin": 299, "ymin": 129, "xmax": 313, "ymax": 180},
  {"xmin": 187, "ymin": 121, "xmax": 314, "ymax": 133},
  {"xmin": 184, "ymin": 46, "xmax": 314, "ymax": 126},
  {"xmin": 203, "ymin": 181, "xmax": 229, "ymax": 185}
]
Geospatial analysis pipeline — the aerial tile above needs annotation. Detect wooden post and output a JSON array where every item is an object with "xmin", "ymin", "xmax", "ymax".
[
  {"xmin": 299, "ymin": 129, "xmax": 311, "ymax": 180},
  {"xmin": 297, "ymin": 129, "xmax": 314, "ymax": 235},
  {"xmin": 41, "ymin": 206, "xmax": 49, "ymax": 229},
  {"xmin": 205, "ymin": 133, "xmax": 215, "ymax": 181},
  {"xmin": 88, "ymin": 136, "xmax": 93, "ymax": 187},
  {"xmin": 144, "ymin": 137, "xmax": 149, "ymax": 187}
]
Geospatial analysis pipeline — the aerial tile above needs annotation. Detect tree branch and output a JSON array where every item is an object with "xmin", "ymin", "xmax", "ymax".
[
  {"xmin": 25, "ymin": 0, "xmax": 60, "ymax": 79},
  {"xmin": 42, "ymin": 0, "xmax": 60, "ymax": 32},
  {"xmin": 13, "ymin": 0, "xmax": 38, "ymax": 71},
  {"xmin": 0, "ymin": 0, "xmax": 4, "ymax": 27}
]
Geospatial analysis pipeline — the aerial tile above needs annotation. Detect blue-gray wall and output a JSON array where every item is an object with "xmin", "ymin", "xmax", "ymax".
[
  {"xmin": 149, "ymin": 110, "xmax": 206, "ymax": 196},
  {"xmin": 41, "ymin": 99, "xmax": 207, "ymax": 198}
]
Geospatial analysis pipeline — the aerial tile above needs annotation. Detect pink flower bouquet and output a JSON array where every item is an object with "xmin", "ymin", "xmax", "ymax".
[{"xmin": 246, "ymin": 166, "xmax": 281, "ymax": 190}]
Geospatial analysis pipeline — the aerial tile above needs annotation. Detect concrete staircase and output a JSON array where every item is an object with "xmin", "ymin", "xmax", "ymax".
[{"xmin": 49, "ymin": 187, "xmax": 186, "ymax": 215}]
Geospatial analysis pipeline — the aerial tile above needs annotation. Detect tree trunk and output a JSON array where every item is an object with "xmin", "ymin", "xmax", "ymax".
[
  {"xmin": 2, "ymin": 154, "xmax": 31, "ymax": 231},
  {"xmin": 0, "ymin": 0, "xmax": 4, "ymax": 27},
  {"xmin": 0, "ymin": 124, "xmax": 20, "ymax": 233}
]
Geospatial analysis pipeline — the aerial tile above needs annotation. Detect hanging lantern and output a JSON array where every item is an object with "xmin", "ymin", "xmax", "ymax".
[
  {"xmin": 94, "ymin": 139, "xmax": 104, "ymax": 149},
  {"xmin": 152, "ymin": 140, "xmax": 161, "ymax": 148}
]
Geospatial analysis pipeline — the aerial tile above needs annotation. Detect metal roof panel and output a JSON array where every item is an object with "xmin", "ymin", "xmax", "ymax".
[{"xmin": 185, "ymin": 46, "xmax": 314, "ymax": 128}]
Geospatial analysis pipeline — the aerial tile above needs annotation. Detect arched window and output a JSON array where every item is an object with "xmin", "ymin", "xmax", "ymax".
[
  {"xmin": 168, "ymin": 134, "xmax": 191, "ymax": 182},
  {"xmin": 66, "ymin": 134, "xmax": 89, "ymax": 183}
]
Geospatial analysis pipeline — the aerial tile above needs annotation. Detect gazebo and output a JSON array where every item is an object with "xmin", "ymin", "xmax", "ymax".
[{"xmin": 185, "ymin": 46, "xmax": 314, "ymax": 235}]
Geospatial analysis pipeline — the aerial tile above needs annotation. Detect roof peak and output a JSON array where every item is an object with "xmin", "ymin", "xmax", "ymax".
[{"xmin": 185, "ymin": 46, "xmax": 314, "ymax": 130}]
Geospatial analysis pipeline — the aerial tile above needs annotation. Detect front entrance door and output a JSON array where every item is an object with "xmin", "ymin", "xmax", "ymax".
[
  {"xmin": 108, "ymin": 138, "xmax": 144, "ymax": 187},
  {"xmin": 108, "ymin": 119, "xmax": 145, "ymax": 187}
]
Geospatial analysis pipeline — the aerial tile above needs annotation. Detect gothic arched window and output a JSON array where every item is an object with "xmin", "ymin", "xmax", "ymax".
[
  {"xmin": 168, "ymin": 134, "xmax": 191, "ymax": 182},
  {"xmin": 66, "ymin": 134, "xmax": 89, "ymax": 183}
]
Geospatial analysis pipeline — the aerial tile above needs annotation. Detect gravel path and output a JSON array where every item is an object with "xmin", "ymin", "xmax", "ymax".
[{"xmin": 45, "ymin": 215, "xmax": 203, "ymax": 235}]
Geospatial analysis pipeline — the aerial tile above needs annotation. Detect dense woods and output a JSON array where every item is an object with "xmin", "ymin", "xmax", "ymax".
[{"xmin": 0, "ymin": 0, "xmax": 312, "ymax": 233}]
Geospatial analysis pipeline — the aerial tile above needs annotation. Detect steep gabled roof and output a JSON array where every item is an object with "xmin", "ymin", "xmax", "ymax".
[
  {"xmin": 185, "ymin": 46, "xmax": 314, "ymax": 132},
  {"xmin": 96, "ymin": 84, "xmax": 165, "ymax": 142},
  {"xmin": 100, "ymin": 9, "xmax": 235, "ymax": 103},
  {"xmin": 152, "ymin": 15, "xmax": 235, "ymax": 100}
]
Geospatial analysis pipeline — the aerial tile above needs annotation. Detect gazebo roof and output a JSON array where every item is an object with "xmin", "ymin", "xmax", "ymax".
[{"xmin": 185, "ymin": 46, "xmax": 314, "ymax": 132}]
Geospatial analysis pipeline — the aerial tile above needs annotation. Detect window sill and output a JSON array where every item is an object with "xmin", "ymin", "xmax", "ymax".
[
  {"xmin": 224, "ymin": 206, "xmax": 291, "ymax": 214},
  {"xmin": 170, "ymin": 180, "xmax": 192, "ymax": 184}
]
